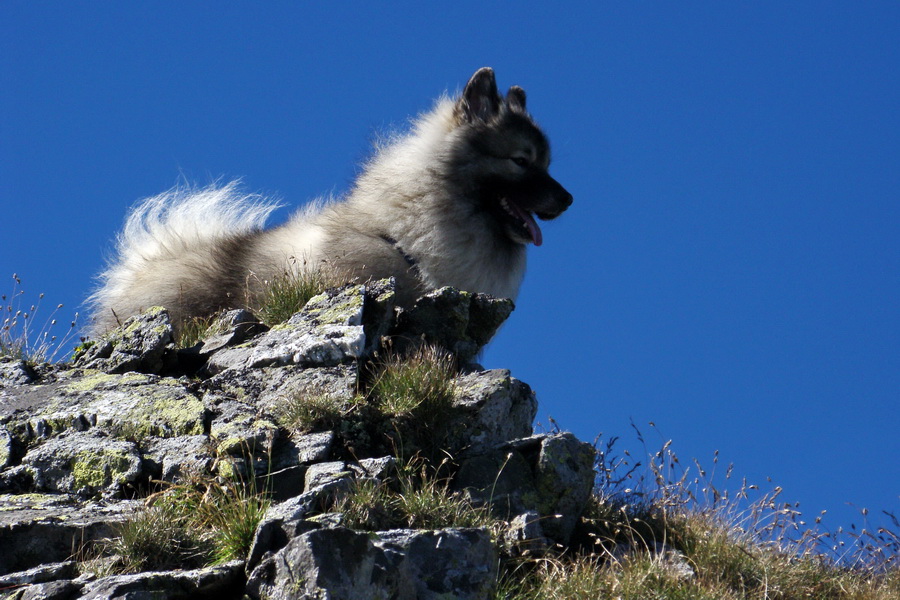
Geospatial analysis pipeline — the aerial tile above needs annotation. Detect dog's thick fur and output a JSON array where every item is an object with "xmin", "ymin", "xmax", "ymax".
[{"xmin": 88, "ymin": 68, "xmax": 572, "ymax": 335}]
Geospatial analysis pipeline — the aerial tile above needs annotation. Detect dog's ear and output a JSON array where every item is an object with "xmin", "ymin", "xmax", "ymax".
[
  {"xmin": 506, "ymin": 86, "xmax": 527, "ymax": 113},
  {"xmin": 459, "ymin": 67, "xmax": 501, "ymax": 123}
]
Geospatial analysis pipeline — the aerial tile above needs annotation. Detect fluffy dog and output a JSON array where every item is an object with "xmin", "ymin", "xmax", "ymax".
[{"xmin": 89, "ymin": 67, "xmax": 572, "ymax": 334}]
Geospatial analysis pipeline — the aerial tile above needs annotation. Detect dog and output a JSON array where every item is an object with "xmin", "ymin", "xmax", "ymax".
[{"xmin": 88, "ymin": 67, "xmax": 572, "ymax": 335}]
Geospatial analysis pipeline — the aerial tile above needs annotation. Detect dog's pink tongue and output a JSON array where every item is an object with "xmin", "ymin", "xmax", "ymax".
[
  {"xmin": 508, "ymin": 200, "xmax": 543, "ymax": 246},
  {"xmin": 524, "ymin": 212, "xmax": 543, "ymax": 246}
]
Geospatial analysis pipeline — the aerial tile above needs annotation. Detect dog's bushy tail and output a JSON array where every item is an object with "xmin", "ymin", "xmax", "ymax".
[
  {"xmin": 87, "ymin": 181, "xmax": 281, "ymax": 335},
  {"xmin": 117, "ymin": 181, "xmax": 279, "ymax": 254}
]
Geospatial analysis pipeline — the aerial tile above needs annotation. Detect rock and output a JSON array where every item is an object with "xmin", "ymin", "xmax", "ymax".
[
  {"xmin": 0, "ymin": 494, "xmax": 140, "ymax": 575},
  {"xmin": 22, "ymin": 432, "xmax": 143, "ymax": 497},
  {"xmin": 3, "ymin": 371, "xmax": 206, "ymax": 442},
  {"xmin": 245, "ymin": 527, "xmax": 495, "ymax": 600},
  {"xmin": 504, "ymin": 510, "xmax": 549, "ymax": 557},
  {"xmin": 0, "ymin": 561, "xmax": 77, "ymax": 588},
  {"xmin": 455, "ymin": 432, "xmax": 595, "ymax": 545},
  {"xmin": 4, "ymin": 579, "xmax": 82, "ymax": 600},
  {"xmin": 205, "ymin": 285, "xmax": 367, "ymax": 373},
  {"xmin": 289, "ymin": 431, "xmax": 335, "ymax": 465},
  {"xmin": 361, "ymin": 278, "xmax": 397, "ymax": 355},
  {"xmin": 196, "ymin": 309, "xmax": 268, "ymax": 356},
  {"xmin": 205, "ymin": 363, "xmax": 358, "ymax": 416},
  {"xmin": 304, "ymin": 460, "xmax": 352, "ymax": 491},
  {"xmin": 0, "ymin": 465, "xmax": 33, "ymax": 493},
  {"xmin": 393, "ymin": 287, "xmax": 514, "ymax": 363},
  {"xmin": 77, "ymin": 559, "xmax": 245, "ymax": 599},
  {"xmin": 73, "ymin": 307, "xmax": 174, "ymax": 374},
  {"xmin": 0, "ymin": 283, "xmax": 601, "ymax": 598},
  {"xmin": 448, "ymin": 369, "xmax": 537, "ymax": 454},
  {"xmin": 141, "ymin": 434, "xmax": 213, "ymax": 481},
  {"xmin": 0, "ymin": 426, "xmax": 13, "ymax": 469},
  {"xmin": 532, "ymin": 432, "xmax": 596, "ymax": 543},
  {"xmin": 353, "ymin": 456, "xmax": 396, "ymax": 480},
  {"xmin": 0, "ymin": 357, "xmax": 35, "ymax": 386}
]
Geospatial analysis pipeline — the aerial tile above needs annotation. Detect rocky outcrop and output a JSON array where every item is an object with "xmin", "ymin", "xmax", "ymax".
[{"xmin": 0, "ymin": 279, "xmax": 596, "ymax": 599}]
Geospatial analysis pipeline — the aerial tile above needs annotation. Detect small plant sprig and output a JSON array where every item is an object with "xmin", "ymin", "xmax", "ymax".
[{"xmin": 1, "ymin": 273, "xmax": 78, "ymax": 364}]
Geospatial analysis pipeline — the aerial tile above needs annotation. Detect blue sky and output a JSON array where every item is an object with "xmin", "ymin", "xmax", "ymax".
[{"xmin": 3, "ymin": 3, "xmax": 898, "ymax": 541}]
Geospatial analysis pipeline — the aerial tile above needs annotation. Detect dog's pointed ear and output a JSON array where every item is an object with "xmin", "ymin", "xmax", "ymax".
[
  {"xmin": 506, "ymin": 86, "xmax": 527, "ymax": 113},
  {"xmin": 459, "ymin": 67, "xmax": 501, "ymax": 123}
]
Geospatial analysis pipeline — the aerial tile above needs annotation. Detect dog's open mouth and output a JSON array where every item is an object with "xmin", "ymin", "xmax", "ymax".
[{"xmin": 499, "ymin": 197, "xmax": 543, "ymax": 246}]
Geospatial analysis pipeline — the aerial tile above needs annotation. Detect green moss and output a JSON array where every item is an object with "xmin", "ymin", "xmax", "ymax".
[
  {"xmin": 71, "ymin": 447, "xmax": 135, "ymax": 490},
  {"xmin": 302, "ymin": 287, "xmax": 364, "ymax": 325},
  {"xmin": 140, "ymin": 393, "xmax": 206, "ymax": 437},
  {"xmin": 63, "ymin": 372, "xmax": 150, "ymax": 393}
]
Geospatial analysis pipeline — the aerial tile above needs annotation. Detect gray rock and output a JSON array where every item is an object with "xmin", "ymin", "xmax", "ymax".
[
  {"xmin": 208, "ymin": 398, "xmax": 278, "ymax": 458},
  {"xmin": 354, "ymin": 456, "xmax": 396, "ymax": 480},
  {"xmin": 205, "ymin": 285, "xmax": 366, "ymax": 373},
  {"xmin": 141, "ymin": 434, "xmax": 213, "ymax": 481},
  {"xmin": 0, "ymin": 465, "xmax": 33, "ymax": 493},
  {"xmin": 22, "ymin": 433, "xmax": 143, "ymax": 497},
  {"xmin": 504, "ymin": 511, "xmax": 549, "ymax": 557},
  {"xmin": 77, "ymin": 560, "xmax": 245, "ymax": 599},
  {"xmin": 196, "ymin": 308, "xmax": 268, "ymax": 355},
  {"xmin": 0, "ymin": 494, "xmax": 140, "ymax": 575},
  {"xmin": 304, "ymin": 460, "xmax": 352, "ymax": 491},
  {"xmin": 393, "ymin": 287, "xmax": 514, "ymax": 363},
  {"xmin": 204, "ymin": 363, "xmax": 358, "ymax": 416},
  {"xmin": 5, "ymin": 579, "xmax": 82, "ymax": 600},
  {"xmin": 289, "ymin": 431, "xmax": 335, "ymax": 465},
  {"xmin": 0, "ymin": 426, "xmax": 12, "ymax": 469},
  {"xmin": 246, "ymin": 527, "xmax": 495, "ymax": 600},
  {"xmin": 533, "ymin": 432, "xmax": 596, "ymax": 543},
  {"xmin": 455, "ymin": 432, "xmax": 595, "ymax": 545},
  {"xmin": 0, "ymin": 561, "xmax": 77, "ymax": 588},
  {"xmin": 361, "ymin": 277, "xmax": 397, "ymax": 355},
  {"xmin": 245, "ymin": 485, "xmax": 351, "ymax": 573},
  {"xmin": 73, "ymin": 307, "xmax": 174, "ymax": 374},
  {"xmin": 448, "ymin": 369, "xmax": 537, "ymax": 454},
  {"xmin": 0, "ymin": 358, "xmax": 35, "ymax": 386},
  {"xmin": 3, "ymin": 371, "xmax": 206, "ymax": 442}
]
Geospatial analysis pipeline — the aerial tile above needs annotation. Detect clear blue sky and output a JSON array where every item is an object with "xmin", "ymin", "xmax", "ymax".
[{"xmin": 3, "ymin": 3, "xmax": 898, "ymax": 541}]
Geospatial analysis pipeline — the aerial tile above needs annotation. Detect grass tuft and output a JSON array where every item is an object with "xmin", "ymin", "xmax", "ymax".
[
  {"xmin": 274, "ymin": 392, "xmax": 347, "ymax": 433},
  {"xmin": 175, "ymin": 314, "xmax": 222, "ymax": 349},
  {"xmin": 254, "ymin": 265, "xmax": 342, "ymax": 327},
  {"xmin": 335, "ymin": 458, "xmax": 494, "ymax": 532},
  {"xmin": 83, "ymin": 472, "xmax": 270, "ymax": 575},
  {"xmin": 370, "ymin": 345, "xmax": 457, "ymax": 418},
  {"xmin": 1, "ymin": 274, "xmax": 78, "ymax": 363}
]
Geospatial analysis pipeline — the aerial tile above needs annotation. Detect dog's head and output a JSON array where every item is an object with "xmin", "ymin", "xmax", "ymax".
[{"xmin": 452, "ymin": 67, "xmax": 572, "ymax": 247}]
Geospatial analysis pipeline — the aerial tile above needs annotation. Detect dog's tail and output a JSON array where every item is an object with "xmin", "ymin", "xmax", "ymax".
[{"xmin": 87, "ymin": 181, "xmax": 281, "ymax": 335}]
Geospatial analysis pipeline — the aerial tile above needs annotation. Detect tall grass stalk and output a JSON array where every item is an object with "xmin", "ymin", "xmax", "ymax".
[{"xmin": 1, "ymin": 274, "xmax": 78, "ymax": 363}]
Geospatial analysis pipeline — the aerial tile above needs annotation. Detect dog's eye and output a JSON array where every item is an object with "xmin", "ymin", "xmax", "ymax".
[{"xmin": 510, "ymin": 157, "xmax": 529, "ymax": 168}]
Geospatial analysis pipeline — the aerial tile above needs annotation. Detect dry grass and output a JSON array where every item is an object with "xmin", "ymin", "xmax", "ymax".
[
  {"xmin": 82, "ymin": 472, "xmax": 271, "ymax": 575},
  {"xmin": 499, "ymin": 424, "xmax": 900, "ymax": 599},
  {"xmin": 1, "ymin": 274, "xmax": 78, "ymax": 363}
]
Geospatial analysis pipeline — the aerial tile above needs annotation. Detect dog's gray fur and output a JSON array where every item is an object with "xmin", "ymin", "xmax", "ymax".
[{"xmin": 88, "ymin": 68, "xmax": 572, "ymax": 335}]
